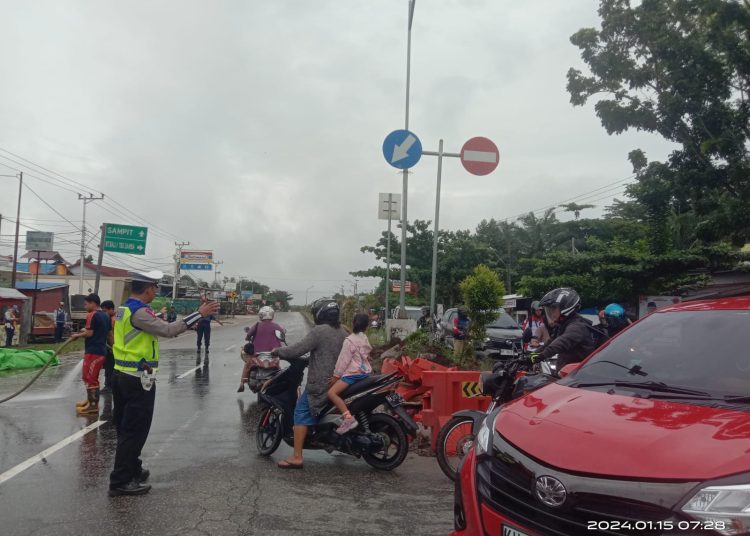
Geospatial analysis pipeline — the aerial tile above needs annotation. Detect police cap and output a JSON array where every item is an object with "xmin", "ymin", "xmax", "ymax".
[{"xmin": 129, "ymin": 270, "xmax": 164, "ymax": 284}]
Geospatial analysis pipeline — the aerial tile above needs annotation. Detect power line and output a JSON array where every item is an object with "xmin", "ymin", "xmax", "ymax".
[{"xmin": 22, "ymin": 183, "xmax": 81, "ymax": 231}]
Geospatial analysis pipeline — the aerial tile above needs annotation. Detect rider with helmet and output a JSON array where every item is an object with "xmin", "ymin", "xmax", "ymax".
[
  {"xmin": 237, "ymin": 306, "xmax": 286, "ymax": 392},
  {"xmin": 601, "ymin": 303, "xmax": 632, "ymax": 338},
  {"xmin": 534, "ymin": 287, "xmax": 597, "ymax": 370},
  {"xmin": 272, "ymin": 298, "xmax": 347, "ymax": 469},
  {"xmin": 522, "ymin": 300, "xmax": 550, "ymax": 346}
]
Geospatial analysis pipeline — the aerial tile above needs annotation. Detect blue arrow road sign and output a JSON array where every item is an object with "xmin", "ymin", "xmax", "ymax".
[{"xmin": 382, "ymin": 129, "xmax": 422, "ymax": 169}]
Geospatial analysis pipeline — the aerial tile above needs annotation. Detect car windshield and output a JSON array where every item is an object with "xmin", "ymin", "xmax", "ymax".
[
  {"xmin": 570, "ymin": 310, "xmax": 750, "ymax": 398},
  {"xmin": 486, "ymin": 310, "xmax": 518, "ymax": 329}
]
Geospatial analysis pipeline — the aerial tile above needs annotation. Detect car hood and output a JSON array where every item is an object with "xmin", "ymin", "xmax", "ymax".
[
  {"xmin": 485, "ymin": 327, "xmax": 522, "ymax": 339},
  {"xmin": 496, "ymin": 383, "xmax": 750, "ymax": 480}
]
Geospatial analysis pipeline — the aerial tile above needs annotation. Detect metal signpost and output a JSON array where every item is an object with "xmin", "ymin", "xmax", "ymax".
[
  {"xmin": 103, "ymin": 223, "xmax": 148, "ymax": 255},
  {"xmin": 382, "ymin": 129, "xmax": 421, "ymax": 318},
  {"xmin": 25, "ymin": 231, "xmax": 54, "ymax": 326},
  {"xmin": 378, "ymin": 193, "xmax": 401, "ymax": 321},
  {"xmin": 422, "ymin": 136, "xmax": 500, "ymax": 316},
  {"xmin": 180, "ymin": 250, "xmax": 214, "ymax": 271}
]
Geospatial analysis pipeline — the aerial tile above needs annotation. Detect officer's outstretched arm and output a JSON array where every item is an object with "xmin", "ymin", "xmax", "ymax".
[{"xmin": 131, "ymin": 308, "xmax": 203, "ymax": 338}]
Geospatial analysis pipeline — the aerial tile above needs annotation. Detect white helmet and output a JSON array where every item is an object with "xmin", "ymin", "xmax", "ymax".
[{"xmin": 259, "ymin": 306, "xmax": 275, "ymax": 320}]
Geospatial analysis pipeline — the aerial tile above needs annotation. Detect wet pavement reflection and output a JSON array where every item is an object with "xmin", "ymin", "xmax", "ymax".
[{"xmin": 0, "ymin": 313, "xmax": 452, "ymax": 536}]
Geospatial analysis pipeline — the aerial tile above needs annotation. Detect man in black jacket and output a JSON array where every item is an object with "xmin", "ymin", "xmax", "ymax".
[{"xmin": 535, "ymin": 288, "xmax": 596, "ymax": 370}]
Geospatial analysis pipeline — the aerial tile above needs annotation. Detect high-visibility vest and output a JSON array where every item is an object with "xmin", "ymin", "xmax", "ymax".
[{"xmin": 113, "ymin": 304, "xmax": 159, "ymax": 373}]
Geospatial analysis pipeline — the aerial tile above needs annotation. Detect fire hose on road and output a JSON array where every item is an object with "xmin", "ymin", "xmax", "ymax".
[{"xmin": 0, "ymin": 337, "xmax": 77, "ymax": 405}]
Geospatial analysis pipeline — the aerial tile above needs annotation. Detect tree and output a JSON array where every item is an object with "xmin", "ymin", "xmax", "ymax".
[
  {"xmin": 567, "ymin": 0, "xmax": 750, "ymax": 245},
  {"xmin": 459, "ymin": 265, "xmax": 506, "ymax": 360},
  {"xmin": 265, "ymin": 290, "xmax": 293, "ymax": 311}
]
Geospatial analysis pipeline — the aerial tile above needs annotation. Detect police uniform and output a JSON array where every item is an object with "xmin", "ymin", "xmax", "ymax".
[{"xmin": 109, "ymin": 271, "xmax": 204, "ymax": 496}]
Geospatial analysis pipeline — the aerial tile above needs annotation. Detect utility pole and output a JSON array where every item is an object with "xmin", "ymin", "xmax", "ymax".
[
  {"xmin": 214, "ymin": 260, "xmax": 224, "ymax": 285},
  {"xmin": 94, "ymin": 225, "xmax": 105, "ymax": 294},
  {"xmin": 305, "ymin": 285, "xmax": 314, "ymax": 306},
  {"xmin": 77, "ymin": 193, "xmax": 104, "ymax": 294},
  {"xmin": 172, "ymin": 241, "xmax": 190, "ymax": 299},
  {"xmin": 10, "ymin": 172, "xmax": 22, "ymax": 288},
  {"xmin": 398, "ymin": 0, "xmax": 416, "ymax": 319}
]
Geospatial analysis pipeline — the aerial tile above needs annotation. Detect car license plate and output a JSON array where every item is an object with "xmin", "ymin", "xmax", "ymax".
[
  {"xmin": 500, "ymin": 349, "xmax": 514, "ymax": 356},
  {"xmin": 502, "ymin": 525, "xmax": 531, "ymax": 536}
]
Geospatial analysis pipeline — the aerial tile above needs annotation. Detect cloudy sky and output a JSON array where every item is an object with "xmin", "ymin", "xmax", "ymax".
[{"xmin": 0, "ymin": 1, "xmax": 675, "ymax": 303}]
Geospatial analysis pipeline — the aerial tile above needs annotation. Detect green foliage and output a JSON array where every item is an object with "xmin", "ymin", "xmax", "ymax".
[
  {"xmin": 459, "ymin": 265, "xmax": 506, "ymax": 352},
  {"xmin": 403, "ymin": 330, "xmax": 431, "ymax": 358},
  {"xmin": 568, "ymin": 0, "xmax": 750, "ymax": 246}
]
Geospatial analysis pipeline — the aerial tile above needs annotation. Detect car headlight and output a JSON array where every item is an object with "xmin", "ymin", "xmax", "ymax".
[
  {"xmin": 475, "ymin": 414, "xmax": 497, "ymax": 456},
  {"xmin": 484, "ymin": 337, "xmax": 491, "ymax": 343},
  {"xmin": 682, "ymin": 484, "xmax": 750, "ymax": 535}
]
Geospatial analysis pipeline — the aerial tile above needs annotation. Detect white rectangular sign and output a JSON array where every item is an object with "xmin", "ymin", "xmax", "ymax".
[
  {"xmin": 25, "ymin": 231, "xmax": 54, "ymax": 251},
  {"xmin": 378, "ymin": 193, "xmax": 402, "ymax": 221}
]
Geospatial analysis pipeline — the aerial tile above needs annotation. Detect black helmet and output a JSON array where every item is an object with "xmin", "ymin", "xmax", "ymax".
[
  {"xmin": 311, "ymin": 298, "xmax": 340, "ymax": 325},
  {"xmin": 539, "ymin": 288, "xmax": 581, "ymax": 317}
]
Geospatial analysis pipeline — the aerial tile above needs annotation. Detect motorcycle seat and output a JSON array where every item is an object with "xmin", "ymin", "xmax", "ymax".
[{"xmin": 340, "ymin": 373, "xmax": 395, "ymax": 398}]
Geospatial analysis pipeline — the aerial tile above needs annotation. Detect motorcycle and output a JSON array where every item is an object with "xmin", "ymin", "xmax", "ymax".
[
  {"xmin": 435, "ymin": 341, "xmax": 557, "ymax": 480},
  {"xmin": 256, "ymin": 349, "xmax": 418, "ymax": 471},
  {"xmin": 240, "ymin": 328, "xmax": 284, "ymax": 399}
]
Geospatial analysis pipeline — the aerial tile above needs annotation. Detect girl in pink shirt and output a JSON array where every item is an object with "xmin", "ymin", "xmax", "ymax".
[{"xmin": 328, "ymin": 313, "xmax": 372, "ymax": 434}]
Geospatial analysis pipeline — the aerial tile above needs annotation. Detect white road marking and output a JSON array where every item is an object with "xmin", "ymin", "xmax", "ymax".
[
  {"xmin": 463, "ymin": 149, "xmax": 497, "ymax": 163},
  {"xmin": 0, "ymin": 420, "xmax": 106, "ymax": 486},
  {"xmin": 176, "ymin": 365, "xmax": 203, "ymax": 379},
  {"xmin": 225, "ymin": 344, "xmax": 236, "ymax": 352}
]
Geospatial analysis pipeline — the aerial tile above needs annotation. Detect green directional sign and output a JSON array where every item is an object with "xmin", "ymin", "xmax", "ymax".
[{"xmin": 103, "ymin": 223, "xmax": 148, "ymax": 255}]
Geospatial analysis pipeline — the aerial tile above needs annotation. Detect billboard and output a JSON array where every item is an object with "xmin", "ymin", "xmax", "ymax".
[{"xmin": 180, "ymin": 250, "xmax": 213, "ymax": 271}]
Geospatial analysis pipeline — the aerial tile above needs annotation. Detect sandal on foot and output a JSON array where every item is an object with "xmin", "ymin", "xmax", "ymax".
[{"xmin": 277, "ymin": 459, "xmax": 303, "ymax": 469}]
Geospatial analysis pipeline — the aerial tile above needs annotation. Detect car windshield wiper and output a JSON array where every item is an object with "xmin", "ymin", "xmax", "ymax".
[
  {"xmin": 581, "ymin": 360, "xmax": 648, "ymax": 376},
  {"xmin": 570, "ymin": 380, "xmax": 714, "ymax": 398},
  {"xmin": 724, "ymin": 395, "xmax": 750, "ymax": 403}
]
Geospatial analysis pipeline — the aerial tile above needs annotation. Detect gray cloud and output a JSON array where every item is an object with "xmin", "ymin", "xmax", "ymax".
[{"xmin": 0, "ymin": 1, "xmax": 675, "ymax": 302}]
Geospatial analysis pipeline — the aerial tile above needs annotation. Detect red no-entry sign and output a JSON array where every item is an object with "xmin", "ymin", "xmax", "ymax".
[{"xmin": 460, "ymin": 137, "xmax": 499, "ymax": 176}]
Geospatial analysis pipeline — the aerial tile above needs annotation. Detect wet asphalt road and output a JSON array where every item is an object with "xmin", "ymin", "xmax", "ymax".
[{"xmin": 0, "ymin": 312, "xmax": 453, "ymax": 536}]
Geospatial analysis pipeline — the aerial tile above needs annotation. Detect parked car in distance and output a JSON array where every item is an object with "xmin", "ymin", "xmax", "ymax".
[
  {"xmin": 440, "ymin": 308, "xmax": 522, "ymax": 357},
  {"xmin": 452, "ymin": 297, "xmax": 750, "ymax": 536}
]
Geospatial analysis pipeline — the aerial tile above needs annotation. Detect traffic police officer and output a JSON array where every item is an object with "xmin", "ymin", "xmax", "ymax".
[{"xmin": 109, "ymin": 270, "xmax": 219, "ymax": 496}]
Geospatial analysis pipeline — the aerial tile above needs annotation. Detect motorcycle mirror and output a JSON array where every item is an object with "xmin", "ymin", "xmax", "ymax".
[
  {"xmin": 274, "ymin": 329, "xmax": 286, "ymax": 342},
  {"xmin": 244, "ymin": 326, "xmax": 250, "ymax": 333}
]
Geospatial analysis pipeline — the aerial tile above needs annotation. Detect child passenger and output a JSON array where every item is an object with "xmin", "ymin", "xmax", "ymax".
[{"xmin": 328, "ymin": 313, "xmax": 373, "ymax": 434}]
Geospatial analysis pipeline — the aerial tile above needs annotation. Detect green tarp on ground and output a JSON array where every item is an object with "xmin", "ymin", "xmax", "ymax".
[{"xmin": 0, "ymin": 349, "xmax": 58, "ymax": 371}]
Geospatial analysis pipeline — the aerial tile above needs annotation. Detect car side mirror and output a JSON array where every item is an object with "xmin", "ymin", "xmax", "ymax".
[
  {"xmin": 558, "ymin": 363, "xmax": 580, "ymax": 378},
  {"xmin": 275, "ymin": 329, "xmax": 286, "ymax": 342}
]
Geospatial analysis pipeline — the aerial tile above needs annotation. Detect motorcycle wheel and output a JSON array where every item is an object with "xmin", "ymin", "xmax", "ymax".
[
  {"xmin": 362, "ymin": 413, "xmax": 409, "ymax": 471},
  {"xmin": 256, "ymin": 407, "xmax": 283, "ymax": 456},
  {"xmin": 436, "ymin": 416, "xmax": 475, "ymax": 481}
]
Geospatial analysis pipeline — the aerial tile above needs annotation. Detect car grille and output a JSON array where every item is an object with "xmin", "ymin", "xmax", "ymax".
[{"xmin": 476, "ymin": 455, "xmax": 699, "ymax": 536}]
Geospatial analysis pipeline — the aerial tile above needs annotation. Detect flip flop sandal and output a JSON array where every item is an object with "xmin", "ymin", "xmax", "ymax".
[{"xmin": 277, "ymin": 460, "xmax": 304, "ymax": 470}]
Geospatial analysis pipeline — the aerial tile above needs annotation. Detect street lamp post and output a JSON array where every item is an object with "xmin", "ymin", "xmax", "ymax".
[
  {"xmin": 305, "ymin": 285, "xmax": 314, "ymax": 306},
  {"xmin": 398, "ymin": 0, "xmax": 416, "ymax": 319}
]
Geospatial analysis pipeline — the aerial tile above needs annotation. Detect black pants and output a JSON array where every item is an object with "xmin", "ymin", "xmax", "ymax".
[
  {"xmin": 196, "ymin": 323, "xmax": 211, "ymax": 350},
  {"xmin": 103, "ymin": 348, "xmax": 115, "ymax": 388},
  {"xmin": 109, "ymin": 370, "xmax": 155, "ymax": 489},
  {"xmin": 54, "ymin": 323, "xmax": 64, "ymax": 343},
  {"xmin": 5, "ymin": 327, "xmax": 13, "ymax": 347}
]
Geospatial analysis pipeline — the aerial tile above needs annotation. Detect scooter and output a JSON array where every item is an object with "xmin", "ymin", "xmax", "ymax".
[
  {"xmin": 435, "ymin": 341, "xmax": 557, "ymax": 480},
  {"xmin": 256, "ymin": 347, "xmax": 418, "ymax": 471},
  {"xmin": 239, "ymin": 328, "xmax": 283, "ymax": 398}
]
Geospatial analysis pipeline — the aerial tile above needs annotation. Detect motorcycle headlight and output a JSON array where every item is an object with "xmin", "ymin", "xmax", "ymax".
[
  {"xmin": 475, "ymin": 414, "xmax": 497, "ymax": 456},
  {"xmin": 682, "ymin": 484, "xmax": 750, "ymax": 535}
]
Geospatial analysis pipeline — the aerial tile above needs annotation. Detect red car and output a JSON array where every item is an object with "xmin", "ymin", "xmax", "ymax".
[{"xmin": 453, "ymin": 297, "xmax": 750, "ymax": 536}]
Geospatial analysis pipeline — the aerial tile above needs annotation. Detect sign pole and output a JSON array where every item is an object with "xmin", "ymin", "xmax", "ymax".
[
  {"xmin": 429, "ymin": 139, "xmax": 444, "ymax": 317},
  {"xmin": 94, "ymin": 225, "xmax": 105, "ymax": 294},
  {"xmin": 385, "ymin": 193, "xmax": 393, "ymax": 321},
  {"xmin": 399, "ymin": 0, "xmax": 415, "ymax": 319}
]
